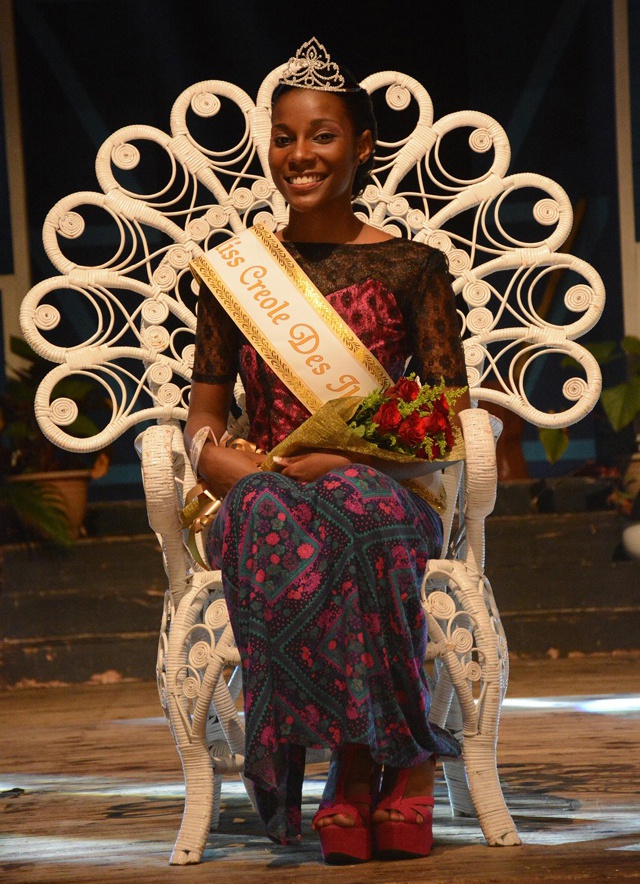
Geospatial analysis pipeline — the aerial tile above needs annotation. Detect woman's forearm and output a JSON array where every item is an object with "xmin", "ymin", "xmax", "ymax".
[
  {"xmin": 184, "ymin": 410, "xmax": 228, "ymax": 455},
  {"xmin": 184, "ymin": 380, "xmax": 235, "ymax": 477}
]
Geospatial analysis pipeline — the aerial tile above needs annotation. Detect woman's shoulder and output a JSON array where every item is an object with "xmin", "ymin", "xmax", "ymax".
[
  {"xmin": 357, "ymin": 237, "xmax": 450, "ymax": 275},
  {"xmin": 388, "ymin": 237, "xmax": 448, "ymax": 263},
  {"xmin": 286, "ymin": 237, "xmax": 450, "ymax": 297},
  {"xmin": 361, "ymin": 236, "xmax": 447, "ymax": 260}
]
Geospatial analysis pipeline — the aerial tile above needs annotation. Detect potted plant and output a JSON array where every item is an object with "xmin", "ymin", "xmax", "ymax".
[
  {"xmin": 594, "ymin": 335, "xmax": 640, "ymax": 555},
  {"xmin": 0, "ymin": 336, "xmax": 110, "ymax": 545},
  {"xmin": 538, "ymin": 334, "xmax": 640, "ymax": 555}
]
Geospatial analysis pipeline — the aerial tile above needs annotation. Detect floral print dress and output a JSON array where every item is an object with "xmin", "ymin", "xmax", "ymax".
[{"xmin": 193, "ymin": 239, "xmax": 468, "ymax": 844}]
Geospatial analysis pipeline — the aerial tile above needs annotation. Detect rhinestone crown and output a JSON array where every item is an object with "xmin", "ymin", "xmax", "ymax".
[{"xmin": 279, "ymin": 38, "xmax": 361, "ymax": 93}]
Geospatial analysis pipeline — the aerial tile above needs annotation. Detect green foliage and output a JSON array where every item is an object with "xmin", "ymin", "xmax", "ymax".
[
  {"xmin": 0, "ymin": 479, "xmax": 74, "ymax": 547},
  {"xmin": 539, "ymin": 335, "xmax": 640, "ymax": 464},
  {"xmin": 595, "ymin": 336, "xmax": 640, "ymax": 434},
  {"xmin": 601, "ymin": 375, "xmax": 640, "ymax": 434},
  {"xmin": 622, "ymin": 335, "xmax": 640, "ymax": 357},
  {"xmin": 538, "ymin": 427, "xmax": 569, "ymax": 464},
  {"xmin": 1, "ymin": 336, "xmax": 105, "ymax": 474},
  {"xmin": 1, "ymin": 335, "xmax": 111, "ymax": 546}
]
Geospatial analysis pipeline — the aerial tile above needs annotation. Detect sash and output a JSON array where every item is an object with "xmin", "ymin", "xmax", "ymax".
[
  {"xmin": 189, "ymin": 224, "xmax": 392, "ymax": 412},
  {"xmin": 189, "ymin": 224, "xmax": 452, "ymax": 521}
]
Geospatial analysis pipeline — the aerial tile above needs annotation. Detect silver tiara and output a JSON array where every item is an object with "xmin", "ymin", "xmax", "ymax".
[{"xmin": 279, "ymin": 38, "xmax": 361, "ymax": 93}]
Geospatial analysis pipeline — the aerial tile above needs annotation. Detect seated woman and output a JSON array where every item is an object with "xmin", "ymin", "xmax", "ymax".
[{"xmin": 184, "ymin": 37, "xmax": 470, "ymax": 865}]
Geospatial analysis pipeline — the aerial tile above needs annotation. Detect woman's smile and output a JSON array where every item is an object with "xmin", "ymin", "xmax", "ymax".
[{"xmin": 285, "ymin": 172, "xmax": 327, "ymax": 191}]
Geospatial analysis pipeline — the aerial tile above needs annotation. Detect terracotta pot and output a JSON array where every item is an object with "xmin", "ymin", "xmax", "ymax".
[{"xmin": 10, "ymin": 469, "xmax": 92, "ymax": 539}]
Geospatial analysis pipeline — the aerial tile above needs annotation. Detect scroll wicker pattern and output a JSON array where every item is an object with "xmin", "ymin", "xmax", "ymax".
[{"xmin": 20, "ymin": 64, "xmax": 604, "ymax": 864}]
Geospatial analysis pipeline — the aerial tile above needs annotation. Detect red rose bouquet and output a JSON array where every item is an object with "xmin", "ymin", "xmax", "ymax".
[
  {"xmin": 348, "ymin": 374, "xmax": 464, "ymax": 461},
  {"xmin": 262, "ymin": 374, "xmax": 466, "ymax": 475}
]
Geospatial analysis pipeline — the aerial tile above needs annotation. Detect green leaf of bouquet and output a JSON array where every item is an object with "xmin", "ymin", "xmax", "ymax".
[
  {"xmin": 538, "ymin": 427, "xmax": 569, "ymax": 463},
  {"xmin": 601, "ymin": 377, "xmax": 640, "ymax": 432},
  {"xmin": 446, "ymin": 385, "xmax": 467, "ymax": 405}
]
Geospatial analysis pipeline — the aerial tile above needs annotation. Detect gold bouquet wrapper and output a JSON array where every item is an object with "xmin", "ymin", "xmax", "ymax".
[{"xmin": 261, "ymin": 396, "xmax": 466, "ymax": 512}]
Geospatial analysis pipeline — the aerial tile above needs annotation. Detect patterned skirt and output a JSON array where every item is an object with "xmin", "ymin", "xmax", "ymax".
[{"xmin": 207, "ymin": 463, "xmax": 461, "ymax": 844}]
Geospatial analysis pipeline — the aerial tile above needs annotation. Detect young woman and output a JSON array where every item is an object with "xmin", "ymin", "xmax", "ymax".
[{"xmin": 185, "ymin": 38, "xmax": 470, "ymax": 864}]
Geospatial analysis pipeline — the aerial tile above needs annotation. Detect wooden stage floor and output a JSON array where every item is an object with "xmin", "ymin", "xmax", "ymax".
[{"xmin": 1, "ymin": 654, "xmax": 639, "ymax": 883}]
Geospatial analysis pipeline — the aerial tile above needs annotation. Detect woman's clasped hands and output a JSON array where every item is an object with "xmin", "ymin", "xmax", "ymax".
[
  {"xmin": 272, "ymin": 449, "xmax": 357, "ymax": 483},
  {"xmin": 199, "ymin": 441, "xmax": 361, "ymax": 494}
]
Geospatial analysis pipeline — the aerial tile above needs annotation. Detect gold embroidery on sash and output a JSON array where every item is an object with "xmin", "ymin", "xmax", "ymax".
[
  {"xmin": 190, "ymin": 253, "xmax": 324, "ymax": 412},
  {"xmin": 250, "ymin": 224, "xmax": 391, "ymax": 389}
]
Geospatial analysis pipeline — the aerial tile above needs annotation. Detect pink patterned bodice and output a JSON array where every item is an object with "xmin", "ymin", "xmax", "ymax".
[{"xmin": 240, "ymin": 278, "xmax": 409, "ymax": 450}]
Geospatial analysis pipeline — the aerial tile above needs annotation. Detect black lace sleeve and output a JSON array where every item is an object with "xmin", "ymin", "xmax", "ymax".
[
  {"xmin": 412, "ymin": 250, "xmax": 468, "ymax": 387},
  {"xmin": 192, "ymin": 280, "xmax": 240, "ymax": 384}
]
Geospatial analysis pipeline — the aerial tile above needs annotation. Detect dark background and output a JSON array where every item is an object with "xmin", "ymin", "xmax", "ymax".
[{"xmin": 3, "ymin": 0, "xmax": 634, "ymax": 498}]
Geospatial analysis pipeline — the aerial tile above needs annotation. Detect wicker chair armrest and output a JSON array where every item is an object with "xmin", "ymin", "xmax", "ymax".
[
  {"xmin": 459, "ymin": 408, "xmax": 501, "ymax": 580},
  {"xmin": 137, "ymin": 423, "xmax": 193, "ymax": 605}
]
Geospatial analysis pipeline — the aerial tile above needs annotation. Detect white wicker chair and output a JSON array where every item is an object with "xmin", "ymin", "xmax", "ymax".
[{"xmin": 20, "ymin": 63, "xmax": 604, "ymax": 864}]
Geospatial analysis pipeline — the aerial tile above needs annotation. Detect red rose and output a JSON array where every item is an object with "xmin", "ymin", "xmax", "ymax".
[
  {"xmin": 373, "ymin": 399, "xmax": 403, "ymax": 433},
  {"xmin": 397, "ymin": 411, "xmax": 429, "ymax": 448},
  {"xmin": 444, "ymin": 424, "xmax": 455, "ymax": 449},
  {"xmin": 422, "ymin": 409, "xmax": 448, "ymax": 434},
  {"xmin": 386, "ymin": 377, "xmax": 420, "ymax": 402},
  {"xmin": 433, "ymin": 393, "xmax": 450, "ymax": 415}
]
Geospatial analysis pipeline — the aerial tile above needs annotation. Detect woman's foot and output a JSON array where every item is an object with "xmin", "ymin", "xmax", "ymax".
[
  {"xmin": 314, "ymin": 744, "xmax": 377, "ymax": 828},
  {"xmin": 312, "ymin": 744, "xmax": 381, "ymax": 864},
  {"xmin": 372, "ymin": 756, "xmax": 436, "ymax": 859}
]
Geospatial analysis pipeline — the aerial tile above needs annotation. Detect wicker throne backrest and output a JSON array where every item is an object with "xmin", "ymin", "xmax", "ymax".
[{"xmin": 20, "ymin": 66, "xmax": 604, "ymax": 458}]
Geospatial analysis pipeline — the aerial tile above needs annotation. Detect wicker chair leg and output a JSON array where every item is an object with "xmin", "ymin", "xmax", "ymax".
[
  {"xmin": 442, "ymin": 692, "xmax": 477, "ymax": 817},
  {"xmin": 210, "ymin": 774, "xmax": 223, "ymax": 831},
  {"xmin": 163, "ymin": 583, "xmax": 221, "ymax": 864},
  {"xmin": 169, "ymin": 738, "xmax": 216, "ymax": 864},
  {"xmin": 461, "ymin": 735, "xmax": 521, "ymax": 846},
  {"xmin": 424, "ymin": 559, "xmax": 520, "ymax": 846},
  {"xmin": 442, "ymin": 755, "xmax": 476, "ymax": 817}
]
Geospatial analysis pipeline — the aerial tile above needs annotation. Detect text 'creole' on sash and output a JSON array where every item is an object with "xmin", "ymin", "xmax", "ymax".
[{"xmin": 215, "ymin": 236, "xmax": 361, "ymax": 394}]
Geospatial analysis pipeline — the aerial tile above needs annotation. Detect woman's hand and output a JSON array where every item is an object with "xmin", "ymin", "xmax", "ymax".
[
  {"xmin": 185, "ymin": 380, "xmax": 267, "ymax": 497},
  {"xmin": 198, "ymin": 443, "xmax": 266, "ymax": 497},
  {"xmin": 272, "ymin": 449, "xmax": 359, "ymax": 483}
]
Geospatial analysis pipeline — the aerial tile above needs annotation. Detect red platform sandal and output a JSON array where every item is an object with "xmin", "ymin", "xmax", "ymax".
[
  {"xmin": 373, "ymin": 767, "xmax": 435, "ymax": 860},
  {"xmin": 312, "ymin": 745, "xmax": 381, "ymax": 865}
]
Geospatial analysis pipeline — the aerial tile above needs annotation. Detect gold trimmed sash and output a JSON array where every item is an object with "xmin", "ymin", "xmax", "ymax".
[{"xmin": 190, "ymin": 224, "xmax": 392, "ymax": 413}]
